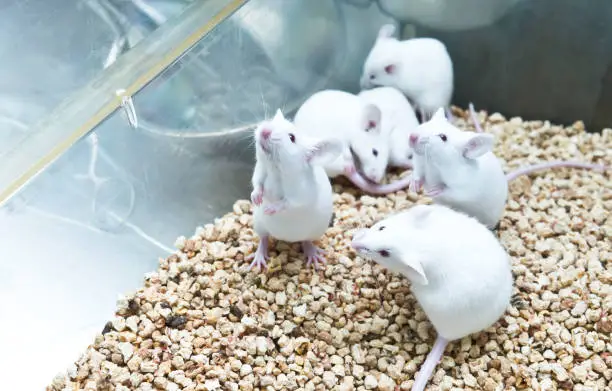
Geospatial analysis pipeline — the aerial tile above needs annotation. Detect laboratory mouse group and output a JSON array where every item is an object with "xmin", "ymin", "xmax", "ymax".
[{"xmin": 244, "ymin": 24, "xmax": 609, "ymax": 391}]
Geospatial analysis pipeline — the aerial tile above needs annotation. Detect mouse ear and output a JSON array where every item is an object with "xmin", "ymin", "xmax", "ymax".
[
  {"xmin": 409, "ymin": 204, "xmax": 434, "ymax": 223},
  {"xmin": 377, "ymin": 24, "xmax": 396, "ymax": 39},
  {"xmin": 306, "ymin": 138, "xmax": 344, "ymax": 166},
  {"xmin": 462, "ymin": 133, "xmax": 495, "ymax": 159},
  {"xmin": 362, "ymin": 104, "xmax": 382, "ymax": 134},
  {"xmin": 431, "ymin": 107, "xmax": 447, "ymax": 122},
  {"xmin": 273, "ymin": 108, "xmax": 284, "ymax": 122},
  {"xmin": 396, "ymin": 253, "xmax": 429, "ymax": 286}
]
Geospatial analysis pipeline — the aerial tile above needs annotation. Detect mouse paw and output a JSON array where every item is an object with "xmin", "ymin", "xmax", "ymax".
[
  {"xmin": 302, "ymin": 241, "xmax": 327, "ymax": 271},
  {"xmin": 425, "ymin": 184, "xmax": 445, "ymax": 197},
  {"xmin": 246, "ymin": 238, "xmax": 270, "ymax": 272},
  {"xmin": 264, "ymin": 202, "xmax": 285, "ymax": 215},
  {"xmin": 409, "ymin": 176, "xmax": 424, "ymax": 193},
  {"xmin": 251, "ymin": 188, "xmax": 264, "ymax": 206}
]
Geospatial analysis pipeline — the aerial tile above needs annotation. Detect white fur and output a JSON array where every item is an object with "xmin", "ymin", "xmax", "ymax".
[
  {"xmin": 357, "ymin": 86, "xmax": 420, "ymax": 168},
  {"xmin": 251, "ymin": 109, "xmax": 343, "ymax": 243},
  {"xmin": 410, "ymin": 108, "xmax": 508, "ymax": 228},
  {"xmin": 293, "ymin": 89, "xmax": 390, "ymax": 184},
  {"xmin": 360, "ymin": 24, "xmax": 454, "ymax": 120},
  {"xmin": 351, "ymin": 204, "xmax": 513, "ymax": 341}
]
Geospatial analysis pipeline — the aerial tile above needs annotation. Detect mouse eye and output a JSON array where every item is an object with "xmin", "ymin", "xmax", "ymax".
[
  {"xmin": 378, "ymin": 226, "xmax": 385, "ymax": 231},
  {"xmin": 378, "ymin": 249, "xmax": 390, "ymax": 257},
  {"xmin": 369, "ymin": 74, "xmax": 376, "ymax": 80},
  {"xmin": 438, "ymin": 134, "xmax": 448, "ymax": 142},
  {"xmin": 384, "ymin": 64, "xmax": 395, "ymax": 74},
  {"xmin": 289, "ymin": 133, "xmax": 296, "ymax": 143},
  {"xmin": 372, "ymin": 148, "xmax": 378, "ymax": 157}
]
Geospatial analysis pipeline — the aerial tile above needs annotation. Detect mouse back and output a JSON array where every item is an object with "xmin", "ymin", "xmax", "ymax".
[
  {"xmin": 352, "ymin": 204, "xmax": 513, "ymax": 341},
  {"xmin": 294, "ymin": 89, "xmax": 391, "ymax": 183},
  {"xmin": 361, "ymin": 25, "xmax": 453, "ymax": 115}
]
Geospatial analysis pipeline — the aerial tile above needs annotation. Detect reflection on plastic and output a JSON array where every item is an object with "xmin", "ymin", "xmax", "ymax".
[
  {"xmin": 342, "ymin": 0, "xmax": 521, "ymax": 32},
  {"xmin": 74, "ymin": 133, "xmax": 136, "ymax": 233},
  {"xmin": 116, "ymin": 89, "xmax": 139, "ymax": 129}
]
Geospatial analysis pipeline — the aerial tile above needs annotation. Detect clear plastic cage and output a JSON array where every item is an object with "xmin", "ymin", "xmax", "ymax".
[{"xmin": 0, "ymin": 0, "xmax": 610, "ymax": 389}]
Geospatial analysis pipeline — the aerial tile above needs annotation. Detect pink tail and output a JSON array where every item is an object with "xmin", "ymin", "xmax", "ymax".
[
  {"xmin": 469, "ymin": 103, "xmax": 484, "ymax": 133},
  {"xmin": 506, "ymin": 161, "xmax": 608, "ymax": 182},
  {"xmin": 411, "ymin": 336, "xmax": 449, "ymax": 391},
  {"xmin": 346, "ymin": 171, "xmax": 413, "ymax": 195}
]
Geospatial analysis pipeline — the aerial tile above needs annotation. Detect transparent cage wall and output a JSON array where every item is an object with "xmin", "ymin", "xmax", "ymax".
[{"xmin": 1, "ymin": 0, "xmax": 612, "ymax": 389}]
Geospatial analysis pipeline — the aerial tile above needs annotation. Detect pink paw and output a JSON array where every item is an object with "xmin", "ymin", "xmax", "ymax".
[
  {"xmin": 246, "ymin": 248, "xmax": 269, "ymax": 271},
  {"xmin": 264, "ymin": 204, "xmax": 282, "ymax": 215},
  {"xmin": 251, "ymin": 189, "xmax": 263, "ymax": 206},
  {"xmin": 425, "ymin": 184, "xmax": 445, "ymax": 197},
  {"xmin": 302, "ymin": 241, "xmax": 327, "ymax": 270},
  {"xmin": 409, "ymin": 177, "xmax": 424, "ymax": 193}
]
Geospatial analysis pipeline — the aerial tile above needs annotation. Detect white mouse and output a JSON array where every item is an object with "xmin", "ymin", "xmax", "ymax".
[
  {"xmin": 351, "ymin": 203, "xmax": 513, "ymax": 391},
  {"xmin": 360, "ymin": 24, "xmax": 454, "ymax": 123},
  {"xmin": 248, "ymin": 109, "xmax": 343, "ymax": 271},
  {"xmin": 357, "ymin": 86, "xmax": 420, "ymax": 169},
  {"xmin": 406, "ymin": 108, "xmax": 609, "ymax": 229},
  {"xmin": 293, "ymin": 89, "xmax": 393, "ymax": 187}
]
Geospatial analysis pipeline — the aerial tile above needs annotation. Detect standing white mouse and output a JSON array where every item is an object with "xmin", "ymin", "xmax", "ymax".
[
  {"xmin": 407, "ymin": 108, "xmax": 609, "ymax": 229},
  {"xmin": 360, "ymin": 24, "xmax": 454, "ymax": 122},
  {"xmin": 357, "ymin": 86, "xmax": 420, "ymax": 169},
  {"xmin": 293, "ymin": 89, "xmax": 394, "ymax": 189},
  {"xmin": 248, "ymin": 109, "xmax": 343, "ymax": 271},
  {"xmin": 351, "ymin": 204, "xmax": 513, "ymax": 391}
]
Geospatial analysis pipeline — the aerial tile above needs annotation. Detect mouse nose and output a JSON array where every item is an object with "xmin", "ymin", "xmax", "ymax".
[
  {"xmin": 261, "ymin": 129, "xmax": 271, "ymax": 139},
  {"xmin": 409, "ymin": 133, "xmax": 418, "ymax": 145}
]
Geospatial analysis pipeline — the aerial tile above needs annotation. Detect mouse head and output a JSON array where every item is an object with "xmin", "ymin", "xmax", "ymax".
[
  {"xmin": 360, "ymin": 24, "xmax": 402, "ymax": 90},
  {"xmin": 255, "ymin": 109, "xmax": 343, "ymax": 172},
  {"xmin": 351, "ymin": 205, "xmax": 434, "ymax": 286},
  {"xmin": 409, "ymin": 108, "xmax": 495, "ymax": 163},
  {"xmin": 349, "ymin": 103, "xmax": 390, "ymax": 183}
]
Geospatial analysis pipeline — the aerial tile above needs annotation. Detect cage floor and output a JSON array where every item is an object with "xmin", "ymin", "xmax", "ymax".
[{"xmin": 48, "ymin": 108, "xmax": 611, "ymax": 391}]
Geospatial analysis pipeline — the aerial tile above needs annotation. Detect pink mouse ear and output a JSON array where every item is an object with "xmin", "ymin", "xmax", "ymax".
[
  {"xmin": 377, "ymin": 24, "xmax": 397, "ymax": 39},
  {"xmin": 306, "ymin": 138, "xmax": 343, "ymax": 166},
  {"xmin": 384, "ymin": 64, "xmax": 395, "ymax": 74},
  {"xmin": 462, "ymin": 134, "xmax": 495, "ymax": 159}
]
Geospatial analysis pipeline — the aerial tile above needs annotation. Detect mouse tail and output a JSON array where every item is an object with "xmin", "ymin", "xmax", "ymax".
[
  {"xmin": 505, "ymin": 161, "xmax": 608, "ymax": 182},
  {"xmin": 346, "ymin": 171, "xmax": 413, "ymax": 194},
  {"xmin": 468, "ymin": 103, "xmax": 484, "ymax": 133},
  {"xmin": 411, "ymin": 336, "xmax": 449, "ymax": 391}
]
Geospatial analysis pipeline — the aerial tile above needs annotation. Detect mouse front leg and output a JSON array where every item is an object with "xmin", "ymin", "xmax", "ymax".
[
  {"xmin": 251, "ymin": 186, "xmax": 264, "ymax": 206},
  {"xmin": 424, "ymin": 183, "xmax": 446, "ymax": 197},
  {"xmin": 264, "ymin": 199, "xmax": 288, "ymax": 215},
  {"xmin": 302, "ymin": 240, "xmax": 327, "ymax": 270},
  {"xmin": 409, "ymin": 158, "xmax": 425, "ymax": 193},
  {"xmin": 251, "ymin": 162, "xmax": 266, "ymax": 206}
]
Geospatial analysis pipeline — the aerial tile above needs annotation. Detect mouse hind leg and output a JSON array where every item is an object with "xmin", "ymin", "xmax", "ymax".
[
  {"xmin": 247, "ymin": 235, "xmax": 270, "ymax": 272},
  {"xmin": 302, "ymin": 240, "xmax": 327, "ymax": 270}
]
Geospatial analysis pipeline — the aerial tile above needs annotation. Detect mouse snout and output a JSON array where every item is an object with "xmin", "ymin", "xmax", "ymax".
[
  {"xmin": 261, "ymin": 129, "xmax": 272, "ymax": 140},
  {"xmin": 409, "ymin": 133, "xmax": 419, "ymax": 146},
  {"xmin": 351, "ymin": 229, "xmax": 368, "ymax": 249}
]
